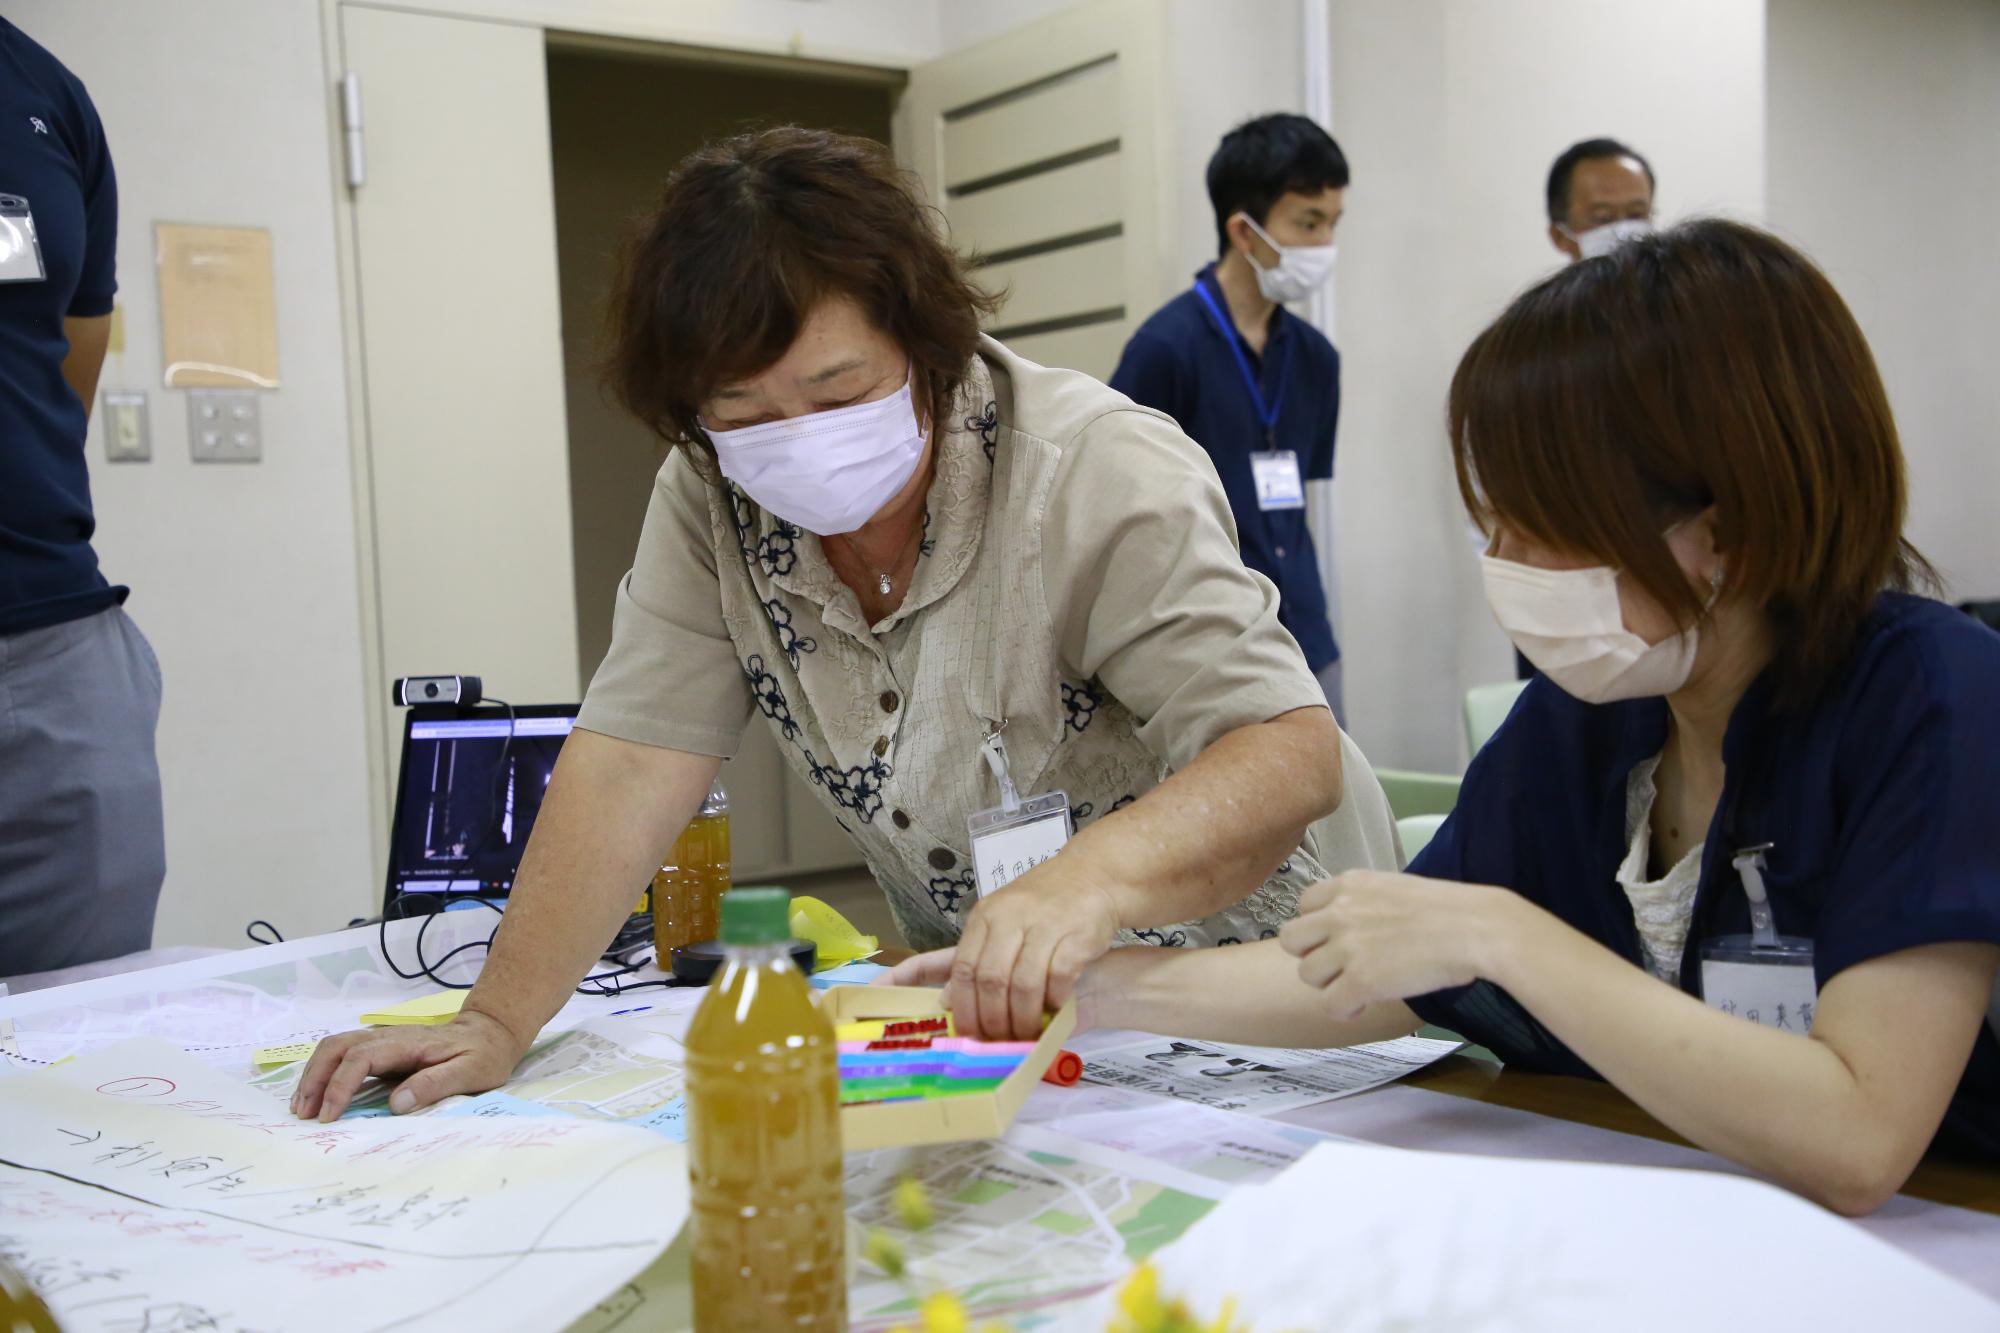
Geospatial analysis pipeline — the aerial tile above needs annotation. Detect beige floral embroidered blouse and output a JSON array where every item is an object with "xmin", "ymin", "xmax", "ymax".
[{"xmin": 577, "ymin": 336, "xmax": 1398, "ymax": 952}]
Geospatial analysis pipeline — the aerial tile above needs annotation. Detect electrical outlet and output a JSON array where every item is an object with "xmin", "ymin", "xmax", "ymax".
[
  {"xmin": 188, "ymin": 389, "xmax": 262, "ymax": 463},
  {"xmin": 102, "ymin": 390, "xmax": 150, "ymax": 462}
]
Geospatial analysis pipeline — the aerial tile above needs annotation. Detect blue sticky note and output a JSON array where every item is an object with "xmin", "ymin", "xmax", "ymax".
[
  {"xmin": 633, "ymin": 1096, "xmax": 687, "ymax": 1142},
  {"xmin": 439, "ymin": 1091, "xmax": 573, "ymax": 1120},
  {"xmin": 810, "ymin": 961, "xmax": 890, "ymax": 990}
]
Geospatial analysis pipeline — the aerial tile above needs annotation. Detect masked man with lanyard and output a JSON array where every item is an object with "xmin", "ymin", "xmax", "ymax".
[{"xmin": 1112, "ymin": 113, "xmax": 1347, "ymax": 722}]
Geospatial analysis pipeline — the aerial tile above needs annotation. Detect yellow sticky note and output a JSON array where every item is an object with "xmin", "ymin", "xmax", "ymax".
[
  {"xmin": 254, "ymin": 1041, "xmax": 320, "ymax": 1069},
  {"xmin": 789, "ymin": 894, "xmax": 879, "ymax": 972},
  {"xmin": 359, "ymin": 990, "xmax": 468, "ymax": 1026},
  {"xmin": 834, "ymin": 1015, "xmax": 954, "ymax": 1044}
]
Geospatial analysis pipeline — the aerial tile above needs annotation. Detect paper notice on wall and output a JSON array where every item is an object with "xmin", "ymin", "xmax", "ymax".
[
  {"xmin": 155, "ymin": 222, "xmax": 280, "ymax": 388},
  {"xmin": 1079, "ymin": 1033, "xmax": 1461, "ymax": 1115}
]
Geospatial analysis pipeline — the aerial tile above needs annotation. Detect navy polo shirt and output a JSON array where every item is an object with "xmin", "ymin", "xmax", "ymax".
[
  {"xmin": 1111, "ymin": 265, "xmax": 1340, "ymax": 671},
  {"xmin": 0, "ymin": 17, "xmax": 122, "ymax": 637},
  {"xmin": 1410, "ymin": 594, "xmax": 2000, "ymax": 1156}
]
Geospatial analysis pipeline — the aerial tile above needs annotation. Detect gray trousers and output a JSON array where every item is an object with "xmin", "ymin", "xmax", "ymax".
[{"xmin": 0, "ymin": 607, "xmax": 165, "ymax": 977}]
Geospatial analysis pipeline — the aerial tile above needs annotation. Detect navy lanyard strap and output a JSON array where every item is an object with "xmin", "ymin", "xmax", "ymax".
[{"xmin": 1191, "ymin": 277, "xmax": 1292, "ymax": 444}]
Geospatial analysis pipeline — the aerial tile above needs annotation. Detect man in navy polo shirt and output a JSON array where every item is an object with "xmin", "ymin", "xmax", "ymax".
[
  {"xmin": 1, "ymin": 17, "xmax": 165, "ymax": 976},
  {"xmin": 1112, "ymin": 114, "xmax": 1347, "ymax": 723}
]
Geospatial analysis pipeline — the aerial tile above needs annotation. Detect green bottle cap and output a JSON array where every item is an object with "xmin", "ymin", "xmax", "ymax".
[{"xmin": 719, "ymin": 887, "xmax": 791, "ymax": 946}]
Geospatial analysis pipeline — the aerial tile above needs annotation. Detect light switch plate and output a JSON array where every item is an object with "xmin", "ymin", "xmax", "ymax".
[
  {"xmin": 102, "ymin": 390, "xmax": 150, "ymax": 462},
  {"xmin": 188, "ymin": 389, "xmax": 262, "ymax": 463}
]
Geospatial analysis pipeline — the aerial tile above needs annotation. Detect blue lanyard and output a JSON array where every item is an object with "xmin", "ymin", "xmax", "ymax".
[{"xmin": 1191, "ymin": 276, "xmax": 1292, "ymax": 448}]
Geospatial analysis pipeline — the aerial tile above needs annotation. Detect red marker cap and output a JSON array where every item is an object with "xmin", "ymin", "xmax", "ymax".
[{"xmin": 1040, "ymin": 1049, "xmax": 1084, "ymax": 1087}]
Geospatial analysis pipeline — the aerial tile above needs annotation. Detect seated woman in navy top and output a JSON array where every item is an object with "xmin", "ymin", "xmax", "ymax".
[{"xmin": 891, "ymin": 219, "xmax": 2000, "ymax": 1215}]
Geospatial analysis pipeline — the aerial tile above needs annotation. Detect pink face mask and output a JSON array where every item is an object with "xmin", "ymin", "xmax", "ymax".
[{"xmin": 1479, "ymin": 554, "xmax": 1702, "ymax": 704}]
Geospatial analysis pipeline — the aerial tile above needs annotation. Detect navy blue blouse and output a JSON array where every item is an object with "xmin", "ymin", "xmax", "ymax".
[{"xmin": 1410, "ymin": 594, "xmax": 2000, "ymax": 1154}]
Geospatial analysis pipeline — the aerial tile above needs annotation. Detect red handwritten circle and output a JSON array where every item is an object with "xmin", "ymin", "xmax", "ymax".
[{"xmin": 94, "ymin": 1075, "xmax": 178, "ymax": 1098}]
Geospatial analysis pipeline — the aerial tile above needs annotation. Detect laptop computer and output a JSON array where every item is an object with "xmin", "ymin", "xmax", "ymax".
[{"xmin": 382, "ymin": 702, "xmax": 579, "ymax": 913}]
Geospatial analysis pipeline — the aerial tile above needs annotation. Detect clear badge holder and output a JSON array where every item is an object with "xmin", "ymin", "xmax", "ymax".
[
  {"xmin": 1700, "ymin": 844, "xmax": 1817, "ymax": 1034},
  {"xmin": 0, "ymin": 195, "xmax": 48, "ymax": 284},
  {"xmin": 968, "ymin": 726, "xmax": 1072, "ymax": 899},
  {"xmin": 1250, "ymin": 450, "xmax": 1305, "ymax": 510}
]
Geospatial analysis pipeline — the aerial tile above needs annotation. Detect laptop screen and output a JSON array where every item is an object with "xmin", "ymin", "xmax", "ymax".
[{"xmin": 384, "ymin": 704, "xmax": 577, "ymax": 908}]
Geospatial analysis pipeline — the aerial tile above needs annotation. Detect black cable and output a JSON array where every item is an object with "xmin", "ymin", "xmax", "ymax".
[
  {"xmin": 246, "ymin": 919, "xmax": 285, "ymax": 946},
  {"xmin": 375, "ymin": 890, "xmax": 681, "ymax": 998}
]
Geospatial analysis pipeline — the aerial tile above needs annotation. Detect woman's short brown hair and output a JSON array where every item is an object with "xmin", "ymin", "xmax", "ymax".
[
  {"xmin": 605, "ymin": 126, "xmax": 997, "ymax": 452},
  {"xmin": 1450, "ymin": 218, "xmax": 1933, "ymax": 703}
]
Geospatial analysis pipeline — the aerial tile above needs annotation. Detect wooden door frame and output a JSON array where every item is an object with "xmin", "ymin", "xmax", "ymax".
[{"xmin": 317, "ymin": 0, "xmax": 916, "ymax": 869}]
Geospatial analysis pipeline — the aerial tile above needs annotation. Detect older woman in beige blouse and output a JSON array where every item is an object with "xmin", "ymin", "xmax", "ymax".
[{"xmin": 293, "ymin": 127, "xmax": 1397, "ymax": 1121}]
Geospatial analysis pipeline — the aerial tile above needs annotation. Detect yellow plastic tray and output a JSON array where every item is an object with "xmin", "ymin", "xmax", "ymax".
[{"xmin": 821, "ymin": 985, "xmax": 1076, "ymax": 1152}]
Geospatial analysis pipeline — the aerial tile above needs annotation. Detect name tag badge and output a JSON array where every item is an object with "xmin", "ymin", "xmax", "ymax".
[
  {"xmin": 1251, "ymin": 450, "xmax": 1305, "ymax": 511},
  {"xmin": 0, "ymin": 196, "xmax": 47, "ymax": 283},
  {"xmin": 1700, "ymin": 934, "xmax": 1817, "ymax": 1034},
  {"xmin": 969, "ymin": 791, "xmax": 1072, "ymax": 899}
]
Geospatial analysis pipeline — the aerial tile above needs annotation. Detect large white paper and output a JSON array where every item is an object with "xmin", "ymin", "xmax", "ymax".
[
  {"xmin": 1080, "ymin": 1033, "xmax": 1460, "ymax": 1114},
  {"xmin": 1059, "ymin": 1140, "xmax": 2000, "ymax": 1331},
  {"xmin": 0, "ymin": 1039, "xmax": 686, "ymax": 1332},
  {"xmin": 0, "ymin": 916, "xmax": 699, "ymax": 1088},
  {"xmin": 0, "ymin": 916, "xmax": 502, "ymax": 1075}
]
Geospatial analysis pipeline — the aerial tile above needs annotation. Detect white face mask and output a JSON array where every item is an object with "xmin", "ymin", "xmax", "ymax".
[
  {"xmin": 1237, "ymin": 213, "xmax": 1337, "ymax": 303},
  {"xmin": 1566, "ymin": 217, "xmax": 1653, "ymax": 261},
  {"xmin": 704, "ymin": 377, "xmax": 926, "ymax": 536},
  {"xmin": 1479, "ymin": 554, "xmax": 1701, "ymax": 704}
]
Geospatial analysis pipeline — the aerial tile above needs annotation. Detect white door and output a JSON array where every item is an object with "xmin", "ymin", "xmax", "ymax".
[
  {"xmin": 339, "ymin": 3, "xmax": 579, "ymax": 774},
  {"xmin": 896, "ymin": 0, "xmax": 1173, "ymax": 381},
  {"xmin": 337, "ymin": 6, "xmax": 863, "ymax": 878}
]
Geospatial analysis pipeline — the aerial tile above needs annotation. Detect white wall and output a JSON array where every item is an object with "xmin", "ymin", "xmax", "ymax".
[
  {"xmin": 1327, "ymin": 0, "xmax": 1767, "ymax": 772},
  {"xmin": 1766, "ymin": 0, "xmax": 2000, "ymax": 602},
  {"xmin": 1161, "ymin": 0, "xmax": 1306, "ymax": 283},
  {"xmin": 8, "ymin": 1, "xmax": 379, "ymax": 944},
  {"xmin": 937, "ymin": 0, "xmax": 1076, "ymax": 52}
]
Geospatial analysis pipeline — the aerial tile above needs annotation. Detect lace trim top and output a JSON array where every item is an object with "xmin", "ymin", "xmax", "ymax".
[{"xmin": 1616, "ymin": 753, "xmax": 1703, "ymax": 983}]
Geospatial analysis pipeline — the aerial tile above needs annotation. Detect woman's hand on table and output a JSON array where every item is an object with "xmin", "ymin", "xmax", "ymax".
[
  {"xmin": 881, "ymin": 942, "xmax": 1111, "ymax": 1036},
  {"xmin": 291, "ymin": 1007, "xmax": 530, "ymax": 1123},
  {"xmin": 948, "ymin": 863, "xmax": 1124, "ymax": 1041},
  {"xmin": 884, "ymin": 857, "xmax": 1123, "ymax": 1040},
  {"xmin": 1278, "ymin": 870, "xmax": 1522, "ymax": 1020}
]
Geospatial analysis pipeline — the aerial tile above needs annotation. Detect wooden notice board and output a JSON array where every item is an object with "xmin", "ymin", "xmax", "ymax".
[{"xmin": 154, "ymin": 222, "xmax": 280, "ymax": 388}]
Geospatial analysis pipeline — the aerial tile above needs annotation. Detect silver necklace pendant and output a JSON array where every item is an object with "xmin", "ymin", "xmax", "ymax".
[{"xmin": 877, "ymin": 573, "xmax": 892, "ymax": 596}]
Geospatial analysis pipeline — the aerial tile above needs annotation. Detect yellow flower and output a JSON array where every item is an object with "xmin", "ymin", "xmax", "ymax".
[
  {"xmin": 919, "ymin": 1291, "xmax": 969, "ymax": 1333},
  {"xmin": 863, "ymin": 1228, "xmax": 907, "ymax": 1279},
  {"xmin": 1113, "ymin": 1263, "xmax": 1168, "ymax": 1330},
  {"xmin": 894, "ymin": 1176, "xmax": 937, "ymax": 1231}
]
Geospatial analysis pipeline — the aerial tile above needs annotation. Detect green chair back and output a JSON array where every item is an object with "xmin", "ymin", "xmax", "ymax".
[
  {"xmin": 1375, "ymin": 768, "xmax": 1461, "ymax": 822},
  {"xmin": 1396, "ymin": 813, "xmax": 1448, "ymax": 865},
  {"xmin": 1464, "ymin": 680, "xmax": 1529, "ymax": 757}
]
